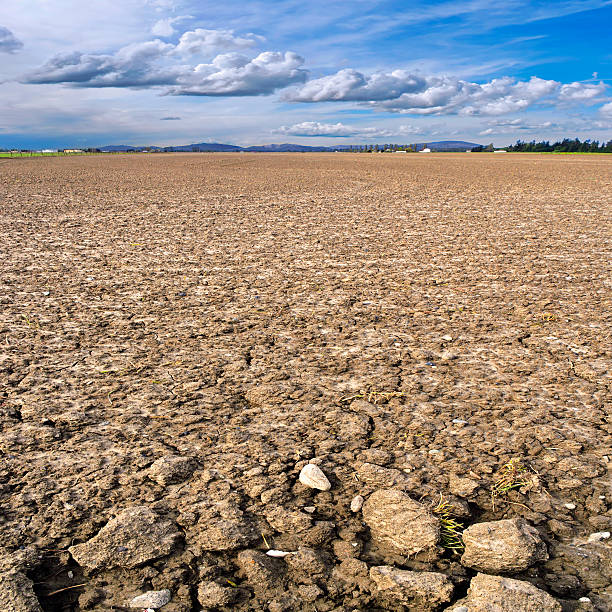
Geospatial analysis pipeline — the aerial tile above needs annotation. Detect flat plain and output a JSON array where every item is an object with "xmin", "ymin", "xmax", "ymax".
[{"xmin": 1, "ymin": 152, "xmax": 611, "ymax": 611}]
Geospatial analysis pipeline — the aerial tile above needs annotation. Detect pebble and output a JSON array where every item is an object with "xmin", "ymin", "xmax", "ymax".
[
  {"xmin": 579, "ymin": 597, "xmax": 592, "ymax": 603},
  {"xmin": 564, "ymin": 503, "xmax": 576, "ymax": 510},
  {"xmin": 303, "ymin": 506, "xmax": 316, "ymax": 514},
  {"xmin": 587, "ymin": 531, "xmax": 610, "ymax": 542},
  {"xmin": 129, "ymin": 589, "xmax": 171, "ymax": 608},
  {"xmin": 266, "ymin": 550, "xmax": 295, "ymax": 558},
  {"xmin": 298, "ymin": 464, "xmax": 331, "ymax": 491},
  {"xmin": 442, "ymin": 335, "xmax": 453, "ymax": 341},
  {"xmin": 452, "ymin": 419, "xmax": 468, "ymax": 424},
  {"xmin": 452, "ymin": 607, "xmax": 469, "ymax": 612},
  {"xmin": 350, "ymin": 495, "xmax": 364, "ymax": 512}
]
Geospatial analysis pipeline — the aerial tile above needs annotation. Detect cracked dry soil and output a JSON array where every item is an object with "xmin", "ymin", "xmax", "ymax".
[{"xmin": 0, "ymin": 152, "xmax": 610, "ymax": 611}]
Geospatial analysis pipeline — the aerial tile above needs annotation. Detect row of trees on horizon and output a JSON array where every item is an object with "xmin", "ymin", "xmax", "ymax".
[{"xmin": 473, "ymin": 138, "xmax": 612, "ymax": 153}]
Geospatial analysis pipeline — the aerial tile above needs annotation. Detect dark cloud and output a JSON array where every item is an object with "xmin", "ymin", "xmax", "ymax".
[
  {"xmin": 161, "ymin": 116, "xmax": 181, "ymax": 120},
  {"xmin": 0, "ymin": 26, "xmax": 23, "ymax": 53}
]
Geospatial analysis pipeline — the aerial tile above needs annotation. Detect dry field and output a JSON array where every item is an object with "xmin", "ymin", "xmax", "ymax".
[{"xmin": 0, "ymin": 152, "xmax": 611, "ymax": 611}]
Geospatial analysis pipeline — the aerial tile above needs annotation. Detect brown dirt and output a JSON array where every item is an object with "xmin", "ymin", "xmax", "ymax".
[{"xmin": 0, "ymin": 152, "xmax": 610, "ymax": 611}]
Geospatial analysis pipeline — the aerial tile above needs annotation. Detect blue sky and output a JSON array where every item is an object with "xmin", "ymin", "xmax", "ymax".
[{"xmin": 1, "ymin": 0, "xmax": 611, "ymax": 148}]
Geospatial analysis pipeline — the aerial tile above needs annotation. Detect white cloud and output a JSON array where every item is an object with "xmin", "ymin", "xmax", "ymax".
[
  {"xmin": 168, "ymin": 51, "xmax": 307, "ymax": 96},
  {"xmin": 600, "ymin": 101, "xmax": 612, "ymax": 116},
  {"xmin": 0, "ymin": 25, "xmax": 23, "ymax": 53},
  {"xmin": 287, "ymin": 70, "xmax": 564, "ymax": 116},
  {"xmin": 23, "ymin": 31, "xmax": 303, "ymax": 96},
  {"xmin": 274, "ymin": 121, "xmax": 423, "ymax": 138},
  {"xmin": 151, "ymin": 16, "xmax": 191, "ymax": 37},
  {"xmin": 558, "ymin": 80, "xmax": 607, "ymax": 102},
  {"xmin": 174, "ymin": 28, "xmax": 264, "ymax": 54}
]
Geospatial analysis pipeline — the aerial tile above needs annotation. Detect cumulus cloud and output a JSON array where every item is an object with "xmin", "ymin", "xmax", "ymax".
[
  {"xmin": 274, "ymin": 121, "xmax": 423, "ymax": 138},
  {"xmin": 286, "ymin": 68, "xmax": 610, "ymax": 116},
  {"xmin": 0, "ymin": 25, "xmax": 23, "ymax": 53},
  {"xmin": 167, "ymin": 51, "xmax": 307, "ymax": 96},
  {"xmin": 600, "ymin": 101, "xmax": 612, "ymax": 116},
  {"xmin": 25, "ymin": 40, "xmax": 179, "ymax": 88},
  {"xmin": 151, "ymin": 16, "xmax": 191, "ymax": 37},
  {"xmin": 23, "ymin": 31, "xmax": 303, "ymax": 96},
  {"xmin": 174, "ymin": 29, "xmax": 264, "ymax": 54},
  {"xmin": 558, "ymin": 80, "xmax": 607, "ymax": 103}
]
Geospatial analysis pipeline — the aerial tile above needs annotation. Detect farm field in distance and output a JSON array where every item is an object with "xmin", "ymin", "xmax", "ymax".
[{"xmin": 1, "ymin": 152, "xmax": 610, "ymax": 611}]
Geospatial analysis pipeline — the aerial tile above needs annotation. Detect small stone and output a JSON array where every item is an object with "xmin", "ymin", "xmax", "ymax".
[
  {"xmin": 564, "ymin": 503, "xmax": 576, "ymax": 510},
  {"xmin": 461, "ymin": 518, "xmax": 548, "ymax": 573},
  {"xmin": 452, "ymin": 419, "xmax": 468, "ymax": 425},
  {"xmin": 129, "ymin": 589, "xmax": 171, "ymax": 608},
  {"xmin": 461, "ymin": 573, "xmax": 561, "ymax": 611},
  {"xmin": 452, "ymin": 607, "xmax": 469, "ymax": 612},
  {"xmin": 579, "ymin": 597, "xmax": 592, "ymax": 602},
  {"xmin": 298, "ymin": 464, "xmax": 331, "ymax": 491},
  {"xmin": 442, "ymin": 335, "xmax": 453, "ymax": 342},
  {"xmin": 370, "ymin": 566, "xmax": 453, "ymax": 609},
  {"xmin": 0, "ymin": 570, "xmax": 43, "ymax": 612},
  {"xmin": 303, "ymin": 506, "xmax": 316, "ymax": 514},
  {"xmin": 350, "ymin": 495, "xmax": 364, "ymax": 513},
  {"xmin": 587, "ymin": 531, "xmax": 610, "ymax": 542},
  {"xmin": 362, "ymin": 489, "xmax": 439, "ymax": 556}
]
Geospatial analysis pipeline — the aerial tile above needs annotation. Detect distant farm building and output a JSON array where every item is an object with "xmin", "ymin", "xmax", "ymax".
[
  {"xmin": 493, "ymin": 150, "xmax": 507, "ymax": 153},
  {"xmin": 395, "ymin": 150, "xmax": 407, "ymax": 153},
  {"xmin": 419, "ymin": 148, "xmax": 431, "ymax": 153}
]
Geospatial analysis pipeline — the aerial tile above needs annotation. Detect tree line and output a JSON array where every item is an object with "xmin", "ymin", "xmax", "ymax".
[{"xmin": 472, "ymin": 138, "xmax": 612, "ymax": 153}]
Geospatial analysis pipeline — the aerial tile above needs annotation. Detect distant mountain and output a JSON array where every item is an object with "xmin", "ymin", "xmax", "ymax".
[
  {"xmin": 99, "ymin": 140, "xmax": 481, "ymax": 153},
  {"xmin": 417, "ymin": 141, "xmax": 481, "ymax": 151}
]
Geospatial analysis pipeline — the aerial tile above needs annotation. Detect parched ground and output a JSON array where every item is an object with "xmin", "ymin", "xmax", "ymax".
[{"xmin": 0, "ymin": 152, "xmax": 610, "ymax": 611}]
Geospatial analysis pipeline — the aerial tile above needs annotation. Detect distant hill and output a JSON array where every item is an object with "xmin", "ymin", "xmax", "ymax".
[
  {"xmin": 416, "ymin": 141, "xmax": 481, "ymax": 151},
  {"xmin": 99, "ymin": 140, "xmax": 481, "ymax": 153}
]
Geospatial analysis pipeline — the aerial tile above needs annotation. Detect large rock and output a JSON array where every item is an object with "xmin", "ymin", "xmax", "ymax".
[
  {"xmin": 461, "ymin": 518, "xmax": 548, "ymax": 573},
  {"xmin": 362, "ymin": 489, "xmax": 440, "ymax": 555},
  {"xmin": 455, "ymin": 573, "xmax": 561, "ymax": 611},
  {"xmin": 370, "ymin": 566, "xmax": 453, "ymax": 609},
  {"xmin": 0, "ymin": 571, "xmax": 43, "ymax": 612},
  {"xmin": 69, "ymin": 506, "xmax": 182, "ymax": 570}
]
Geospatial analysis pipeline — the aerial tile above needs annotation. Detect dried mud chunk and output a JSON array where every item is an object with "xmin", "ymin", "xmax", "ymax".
[
  {"xmin": 356, "ymin": 463, "xmax": 406, "ymax": 487},
  {"xmin": 285, "ymin": 547, "xmax": 328, "ymax": 580},
  {"xmin": 448, "ymin": 474, "xmax": 480, "ymax": 498},
  {"xmin": 197, "ymin": 581, "xmax": 237, "ymax": 608},
  {"xmin": 461, "ymin": 518, "xmax": 548, "ymax": 573},
  {"xmin": 370, "ymin": 566, "xmax": 453, "ymax": 609},
  {"xmin": 148, "ymin": 455, "xmax": 196, "ymax": 486},
  {"xmin": 458, "ymin": 573, "xmax": 561, "ymax": 612},
  {"xmin": 362, "ymin": 489, "xmax": 439, "ymax": 555},
  {"xmin": 236, "ymin": 549, "xmax": 285, "ymax": 593},
  {"xmin": 0, "ymin": 570, "xmax": 43, "ymax": 612},
  {"xmin": 265, "ymin": 507, "xmax": 312, "ymax": 533},
  {"xmin": 69, "ymin": 506, "xmax": 181, "ymax": 570},
  {"xmin": 192, "ymin": 502, "xmax": 258, "ymax": 552}
]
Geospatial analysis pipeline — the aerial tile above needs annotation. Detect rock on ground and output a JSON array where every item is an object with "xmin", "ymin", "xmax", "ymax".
[
  {"xmin": 69, "ymin": 506, "xmax": 182, "ymax": 570},
  {"xmin": 298, "ymin": 464, "xmax": 331, "ymax": 491},
  {"xmin": 0, "ymin": 570, "xmax": 43, "ymax": 612},
  {"xmin": 362, "ymin": 489, "xmax": 440, "ymax": 555},
  {"xmin": 129, "ymin": 588, "xmax": 172, "ymax": 608},
  {"xmin": 370, "ymin": 565, "xmax": 454, "ymax": 609},
  {"xmin": 454, "ymin": 573, "xmax": 562, "ymax": 612},
  {"xmin": 461, "ymin": 518, "xmax": 548, "ymax": 573}
]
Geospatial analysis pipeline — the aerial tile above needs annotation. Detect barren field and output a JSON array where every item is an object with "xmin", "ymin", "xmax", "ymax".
[{"xmin": 1, "ymin": 152, "xmax": 611, "ymax": 611}]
